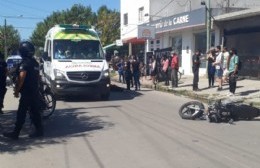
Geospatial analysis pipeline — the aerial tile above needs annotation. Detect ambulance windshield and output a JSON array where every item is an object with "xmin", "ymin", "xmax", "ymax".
[{"xmin": 53, "ymin": 40, "xmax": 104, "ymax": 60}]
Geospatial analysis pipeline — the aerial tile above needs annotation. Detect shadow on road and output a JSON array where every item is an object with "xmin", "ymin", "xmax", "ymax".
[
  {"xmin": 239, "ymin": 89, "xmax": 259, "ymax": 96},
  {"xmin": 0, "ymin": 106, "xmax": 115, "ymax": 154},
  {"xmin": 59, "ymin": 84, "xmax": 144, "ymax": 102}
]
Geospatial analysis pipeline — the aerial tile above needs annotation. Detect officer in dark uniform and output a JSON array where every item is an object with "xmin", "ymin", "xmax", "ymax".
[
  {"xmin": 192, "ymin": 49, "xmax": 201, "ymax": 91},
  {"xmin": 0, "ymin": 51, "xmax": 7, "ymax": 114},
  {"xmin": 3, "ymin": 41, "xmax": 43, "ymax": 140}
]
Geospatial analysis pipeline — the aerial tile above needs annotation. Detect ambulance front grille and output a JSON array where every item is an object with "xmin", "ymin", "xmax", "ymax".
[{"xmin": 67, "ymin": 71, "xmax": 101, "ymax": 81}]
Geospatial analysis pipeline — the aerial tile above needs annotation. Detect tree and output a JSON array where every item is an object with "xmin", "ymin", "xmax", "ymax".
[
  {"xmin": 30, "ymin": 4, "xmax": 120, "ymax": 50},
  {"xmin": 96, "ymin": 6, "xmax": 120, "ymax": 46},
  {"xmin": 30, "ymin": 4, "xmax": 96, "ymax": 49},
  {"xmin": 0, "ymin": 25, "xmax": 20, "ymax": 57}
]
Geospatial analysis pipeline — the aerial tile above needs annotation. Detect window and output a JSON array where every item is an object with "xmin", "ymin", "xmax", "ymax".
[
  {"xmin": 194, "ymin": 32, "xmax": 215, "ymax": 68},
  {"xmin": 124, "ymin": 13, "xmax": 128, "ymax": 25},
  {"xmin": 172, "ymin": 36, "xmax": 182, "ymax": 67},
  {"xmin": 138, "ymin": 7, "xmax": 144, "ymax": 22},
  {"xmin": 53, "ymin": 40, "xmax": 104, "ymax": 60}
]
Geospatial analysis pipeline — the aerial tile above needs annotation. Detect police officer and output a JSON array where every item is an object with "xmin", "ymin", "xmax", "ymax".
[
  {"xmin": 192, "ymin": 49, "xmax": 201, "ymax": 91},
  {"xmin": 0, "ymin": 51, "xmax": 7, "ymax": 114},
  {"xmin": 3, "ymin": 41, "xmax": 43, "ymax": 140}
]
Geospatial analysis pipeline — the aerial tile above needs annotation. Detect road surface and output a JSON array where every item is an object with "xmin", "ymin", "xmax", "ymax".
[{"xmin": 1, "ymin": 85, "xmax": 260, "ymax": 168}]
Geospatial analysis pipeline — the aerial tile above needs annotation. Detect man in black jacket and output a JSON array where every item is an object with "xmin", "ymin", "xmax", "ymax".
[
  {"xmin": 0, "ymin": 51, "xmax": 7, "ymax": 114},
  {"xmin": 3, "ymin": 41, "xmax": 43, "ymax": 140},
  {"xmin": 192, "ymin": 50, "xmax": 201, "ymax": 91}
]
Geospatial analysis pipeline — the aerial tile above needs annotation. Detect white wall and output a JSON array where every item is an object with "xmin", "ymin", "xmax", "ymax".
[
  {"xmin": 181, "ymin": 30, "xmax": 193, "ymax": 75},
  {"xmin": 149, "ymin": 0, "xmax": 260, "ymax": 19},
  {"xmin": 121, "ymin": 0, "xmax": 260, "ymax": 40},
  {"xmin": 120, "ymin": 0, "xmax": 150, "ymax": 40}
]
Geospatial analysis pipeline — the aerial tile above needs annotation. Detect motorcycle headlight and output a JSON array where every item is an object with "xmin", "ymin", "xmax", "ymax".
[{"xmin": 54, "ymin": 69, "xmax": 66, "ymax": 80}]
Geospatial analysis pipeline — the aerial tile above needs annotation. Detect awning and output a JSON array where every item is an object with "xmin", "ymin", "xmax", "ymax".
[
  {"xmin": 122, "ymin": 37, "xmax": 146, "ymax": 44},
  {"xmin": 214, "ymin": 8, "xmax": 260, "ymax": 22},
  {"xmin": 103, "ymin": 43, "xmax": 116, "ymax": 50}
]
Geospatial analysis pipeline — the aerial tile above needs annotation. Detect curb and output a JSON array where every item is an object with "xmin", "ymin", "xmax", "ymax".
[{"xmin": 111, "ymin": 77, "xmax": 260, "ymax": 109}]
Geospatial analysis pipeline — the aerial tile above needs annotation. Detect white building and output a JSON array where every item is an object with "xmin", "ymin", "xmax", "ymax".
[{"xmin": 120, "ymin": 0, "xmax": 260, "ymax": 76}]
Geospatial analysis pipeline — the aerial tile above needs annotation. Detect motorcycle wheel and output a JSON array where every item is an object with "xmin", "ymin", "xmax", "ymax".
[
  {"xmin": 42, "ymin": 88, "xmax": 56, "ymax": 119},
  {"xmin": 179, "ymin": 101, "xmax": 205, "ymax": 120}
]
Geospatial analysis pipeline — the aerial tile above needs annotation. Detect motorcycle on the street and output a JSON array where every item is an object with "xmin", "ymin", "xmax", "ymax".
[{"xmin": 179, "ymin": 98, "xmax": 260, "ymax": 123}]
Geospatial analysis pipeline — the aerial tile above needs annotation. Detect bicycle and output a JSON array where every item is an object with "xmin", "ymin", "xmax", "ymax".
[
  {"xmin": 8, "ymin": 69, "xmax": 56, "ymax": 119},
  {"xmin": 39, "ymin": 78, "xmax": 56, "ymax": 119},
  {"xmin": 177, "ymin": 70, "xmax": 182, "ymax": 82}
]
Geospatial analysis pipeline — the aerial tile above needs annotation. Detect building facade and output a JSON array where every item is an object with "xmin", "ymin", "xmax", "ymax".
[{"xmin": 120, "ymin": 0, "xmax": 260, "ymax": 77}]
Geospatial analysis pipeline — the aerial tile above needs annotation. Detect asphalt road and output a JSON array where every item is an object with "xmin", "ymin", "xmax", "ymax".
[{"xmin": 1, "ymin": 85, "xmax": 260, "ymax": 168}]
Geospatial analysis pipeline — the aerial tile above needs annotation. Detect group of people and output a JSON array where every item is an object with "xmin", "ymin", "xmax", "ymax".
[
  {"xmin": 116, "ymin": 51, "xmax": 180, "ymax": 91},
  {"xmin": 0, "ymin": 41, "xmax": 44, "ymax": 140},
  {"xmin": 116, "ymin": 46, "xmax": 239, "ymax": 96},
  {"xmin": 192, "ymin": 46, "xmax": 240, "ymax": 96},
  {"xmin": 116, "ymin": 55, "xmax": 142, "ymax": 91}
]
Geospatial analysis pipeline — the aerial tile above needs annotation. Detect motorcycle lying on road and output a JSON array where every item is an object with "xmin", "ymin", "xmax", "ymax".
[{"xmin": 179, "ymin": 98, "xmax": 260, "ymax": 123}]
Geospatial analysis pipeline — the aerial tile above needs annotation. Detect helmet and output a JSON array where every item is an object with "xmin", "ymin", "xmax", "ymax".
[{"xmin": 19, "ymin": 41, "xmax": 35, "ymax": 58}]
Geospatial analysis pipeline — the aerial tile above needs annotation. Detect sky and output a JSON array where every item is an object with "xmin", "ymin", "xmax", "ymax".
[{"xmin": 0, "ymin": 0, "xmax": 120, "ymax": 40}]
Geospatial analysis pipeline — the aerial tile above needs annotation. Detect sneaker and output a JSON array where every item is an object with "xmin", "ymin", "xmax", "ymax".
[
  {"xmin": 29, "ymin": 131, "xmax": 44, "ymax": 138},
  {"xmin": 217, "ymin": 87, "xmax": 222, "ymax": 91},
  {"xmin": 3, "ymin": 132, "xmax": 19, "ymax": 140},
  {"xmin": 227, "ymin": 92, "xmax": 234, "ymax": 96}
]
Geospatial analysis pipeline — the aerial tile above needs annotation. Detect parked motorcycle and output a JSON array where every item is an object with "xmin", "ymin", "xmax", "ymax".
[{"xmin": 179, "ymin": 98, "xmax": 260, "ymax": 123}]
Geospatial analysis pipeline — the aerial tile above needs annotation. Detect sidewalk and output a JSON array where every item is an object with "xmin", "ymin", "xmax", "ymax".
[{"xmin": 112, "ymin": 74, "xmax": 260, "ymax": 108}]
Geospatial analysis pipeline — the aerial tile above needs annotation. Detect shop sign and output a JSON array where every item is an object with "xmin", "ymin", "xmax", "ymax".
[{"xmin": 146, "ymin": 8, "xmax": 206, "ymax": 33}]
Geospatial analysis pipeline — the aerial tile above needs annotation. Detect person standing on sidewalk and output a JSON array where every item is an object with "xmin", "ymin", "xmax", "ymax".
[
  {"xmin": 207, "ymin": 48, "xmax": 216, "ymax": 88},
  {"xmin": 213, "ymin": 45, "xmax": 224, "ymax": 91},
  {"xmin": 227, "ymin": 48, "xmax": 239, "ymax": 96},
  {"xmin": 116, "ymin": 59, "xmax": 125, "ymax": 83},
  {"xmin": 170, "ymin": 52, "xmax": 179, "ymax": 88},
  {"xmin": 132, "ymin": 56, "xmax": 141, "ymax": 91},
  {"xmin": 192, "ymin": 50, "xmax": 201, "ymax": 91},
  {"xmin": 222, "ymin": 47, "xmax": 230, "ymax": 83},
  {"xmin": 0, "ymin": 51, "xmax": 7, "ymax": 114},
  {"xmin": 124, "ymin": 61, "xmax": 132, "ymax": 90},
  {"xmin": 150, "ymin": 55, "xmax": 157, "ymax": 85},
  {"xmin": 161, "ymin": 55, "xmax": 169, "ymax": 86},
  {"xmin": 3, "ymin": 41, "xmax": 43, "ymax": 140}
]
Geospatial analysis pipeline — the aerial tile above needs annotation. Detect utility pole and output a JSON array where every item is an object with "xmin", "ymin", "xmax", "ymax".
[
  {"xmin": 206, "ymin": 0, "xmax": 211, "ymax": 51},
  {"xmin": 4, "ymin": 18, "xmax": 7, "ymax": 58}
]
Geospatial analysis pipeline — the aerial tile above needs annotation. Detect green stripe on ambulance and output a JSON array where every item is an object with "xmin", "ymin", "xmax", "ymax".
[{"xmin": 54, "ymin": 32, "xmax": 99, "ymax": 40}]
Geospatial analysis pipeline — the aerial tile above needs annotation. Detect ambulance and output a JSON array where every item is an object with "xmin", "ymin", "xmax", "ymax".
[{"xmin": 41, "ymin": 24, "xmax": 111, "ymax": 100}]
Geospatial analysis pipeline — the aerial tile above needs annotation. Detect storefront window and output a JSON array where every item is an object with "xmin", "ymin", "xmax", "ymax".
[
  {"xmin": 172, "ymin": 36, "xmax": 182, "ymax": 67},
  {"xmin": 226, "ymin": 32, "xmax": 260, "ymax": 78},
  {"xmin": 194, "ymin": 32, "xmax": 215, "ymax": 68}
]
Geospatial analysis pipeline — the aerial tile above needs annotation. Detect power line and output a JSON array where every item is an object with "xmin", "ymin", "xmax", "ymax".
[
  {"xmin": 14, "ymin": 26, "xmax": 35, "ymax": 29},
  {"xmin": 0, "ymin": 15, "xmax": 44, "ymax": 20},
  {"xmin": 2, "ymin": 0, "xmax": 51, "ymax": 14}
]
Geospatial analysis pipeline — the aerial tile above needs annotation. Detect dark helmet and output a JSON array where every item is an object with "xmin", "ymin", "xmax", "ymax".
[{"xmin": 19, "ymin": 41, "xmax": 35, "ymax": 58}]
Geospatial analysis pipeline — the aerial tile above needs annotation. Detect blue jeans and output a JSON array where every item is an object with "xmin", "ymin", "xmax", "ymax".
[{"xmin": 133, "ymin": 71, "xmax": 140, "ymax": 90}]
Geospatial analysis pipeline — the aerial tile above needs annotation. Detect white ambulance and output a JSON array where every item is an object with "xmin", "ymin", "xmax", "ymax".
[{"xmin": 41, "ymin": 24, "xmax": 111, "ymax": 100}]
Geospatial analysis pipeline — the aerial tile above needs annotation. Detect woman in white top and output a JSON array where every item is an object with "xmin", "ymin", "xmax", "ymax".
[
  {"xmin": 213, "ymin": 45, "xmax": 224, "ymax": 91},
  {"xmin": 222, "ymin": 47, "xmax": 230, "ymax": 83}
]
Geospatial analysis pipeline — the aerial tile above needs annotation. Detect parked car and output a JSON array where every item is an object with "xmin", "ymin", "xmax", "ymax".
[
  {"xmin": 6, "ymin": 55, "xmax": 22, "ymax": 86},
  {"xmin": 6, "ymin": 55, "xmax": 22, "ymax": 71}
]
